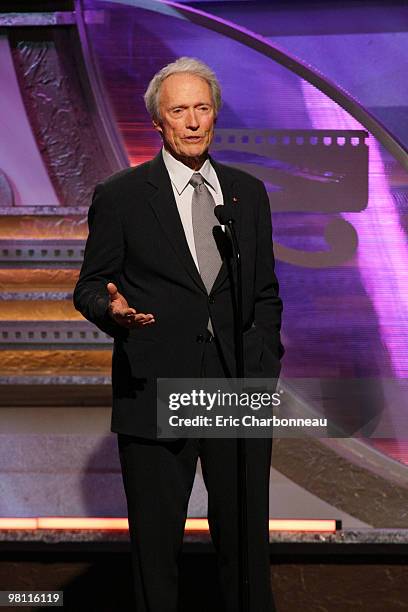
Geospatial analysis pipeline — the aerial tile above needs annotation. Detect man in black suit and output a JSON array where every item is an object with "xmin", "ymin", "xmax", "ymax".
[{"xmin": 74, "ymin": 57, "xmax": 283, "ymax": 612}]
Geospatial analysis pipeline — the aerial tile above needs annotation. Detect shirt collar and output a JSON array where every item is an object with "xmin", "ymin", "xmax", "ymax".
[{"xmin": 162, "ymin": 147, "xmax": 217, "ymax": 195}]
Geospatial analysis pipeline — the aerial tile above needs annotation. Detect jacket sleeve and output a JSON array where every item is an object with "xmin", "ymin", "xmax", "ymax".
[
  {"xmin": 73, "ymin": 184, "xmax": 127, "ymax": 339},
  {"xmin": 254, "ymin": 180, "xmax": 284, "ymax": 359}
]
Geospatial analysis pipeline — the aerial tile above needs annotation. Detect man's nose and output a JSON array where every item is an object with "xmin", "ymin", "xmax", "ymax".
[{"xmin": 185, "ymin": 109, "xmax": 199, "ymax": 129}]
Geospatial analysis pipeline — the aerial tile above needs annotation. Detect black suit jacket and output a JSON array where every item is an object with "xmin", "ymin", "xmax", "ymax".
[{"xmin": 73, "ymin": 152, "xmax": 284, "ymax": 438}]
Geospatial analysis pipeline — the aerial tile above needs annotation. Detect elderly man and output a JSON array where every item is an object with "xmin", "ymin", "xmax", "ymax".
[{"xmin": 74, "ymin": 57, "xmax": 283, "ymax": 612}]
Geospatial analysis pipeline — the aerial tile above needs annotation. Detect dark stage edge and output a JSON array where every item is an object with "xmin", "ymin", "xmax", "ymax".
[
  {"xmin": 1, "ymin": 530, "xmax": 408, "ymax": 611},
  {"xmin": 2, "ymin": 528, "xmax": 408, "ymax": 554}
]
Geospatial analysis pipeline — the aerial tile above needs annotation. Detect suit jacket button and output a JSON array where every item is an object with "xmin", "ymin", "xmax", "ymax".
[
  {"xmin": 196, "ymin": 334, "xmax": 204, "ymax": 343},
  {"xmin": 209, "ymin": 295, "xmax": 215, "ymax": 304}
]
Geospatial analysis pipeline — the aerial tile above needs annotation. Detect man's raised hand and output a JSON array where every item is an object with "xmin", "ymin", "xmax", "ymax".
[{"xmin": 107, "ymin": 282, "xmax": 155, "ymax": 328}]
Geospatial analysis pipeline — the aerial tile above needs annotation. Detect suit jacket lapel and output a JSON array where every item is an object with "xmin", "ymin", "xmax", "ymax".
[{"xmin": 147, "ymin": 152, "xmax": 207, "ymax": 293}]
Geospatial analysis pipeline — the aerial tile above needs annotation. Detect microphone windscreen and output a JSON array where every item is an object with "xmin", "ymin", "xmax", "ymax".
[{"xmin": 214, "ymin": 204, "xmax": 235, "ymax": 224}]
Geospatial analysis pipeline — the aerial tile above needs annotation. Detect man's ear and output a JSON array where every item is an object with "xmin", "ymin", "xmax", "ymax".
[{"xmin": 153, "ymin": 119, "xmax": 163, "ymax": 135}]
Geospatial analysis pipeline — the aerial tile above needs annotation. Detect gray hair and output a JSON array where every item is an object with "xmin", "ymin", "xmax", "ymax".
[{"xmin": 144, "ymin": 57, "xmax": 222, "ymax": 122}]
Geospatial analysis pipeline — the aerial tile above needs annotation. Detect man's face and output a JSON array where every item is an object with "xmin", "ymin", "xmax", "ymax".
[{"xmin": 153, "ymin": 72, "xmax": 216, "ymax": 168}]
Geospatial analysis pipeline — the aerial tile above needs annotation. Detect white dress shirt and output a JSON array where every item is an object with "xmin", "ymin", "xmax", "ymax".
[{"xmin": 162, "ymin": 147, "xmax": 224, "ymax": 271}]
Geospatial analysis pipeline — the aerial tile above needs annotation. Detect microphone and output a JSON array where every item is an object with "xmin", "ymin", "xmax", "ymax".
[{"xmin": 214, "ymin": 204, "xmax": 235, "ymax": 225}]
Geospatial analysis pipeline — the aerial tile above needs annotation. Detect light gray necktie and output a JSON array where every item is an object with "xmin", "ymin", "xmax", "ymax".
[{"xmin": 190, "ymin": 172, "xmax": 222, "ymax": 334}]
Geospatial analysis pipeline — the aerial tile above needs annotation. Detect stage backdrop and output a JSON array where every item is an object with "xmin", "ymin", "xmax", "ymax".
[{"xmin": 0, "ymin": 0, "xmax": 407, "ymax": 526}]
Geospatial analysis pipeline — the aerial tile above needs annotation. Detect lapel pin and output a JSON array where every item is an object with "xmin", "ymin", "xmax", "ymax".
[{"xmin": 232, "ymin": 196, "xmax": 238, "ymax": 203}]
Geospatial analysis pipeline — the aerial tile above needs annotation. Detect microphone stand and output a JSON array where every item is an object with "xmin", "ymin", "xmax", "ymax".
[{"xmin": 214, "ymin": 207, "xmax": 249, "ymax": 612}]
